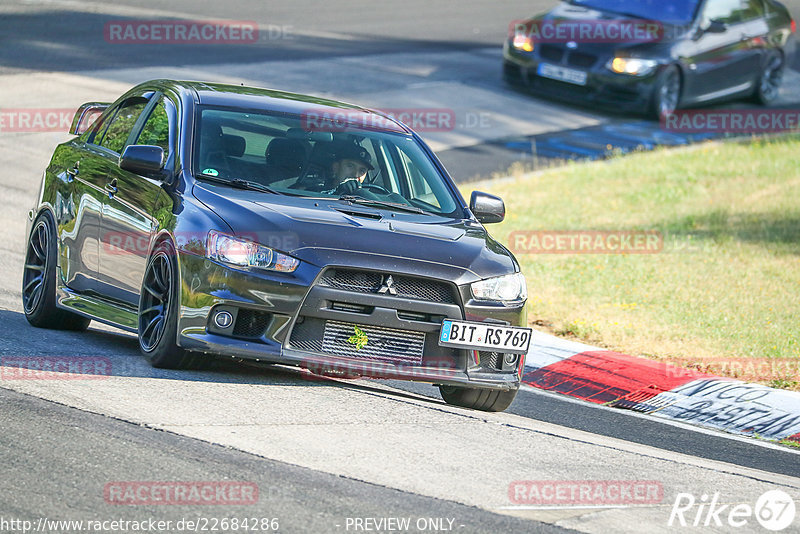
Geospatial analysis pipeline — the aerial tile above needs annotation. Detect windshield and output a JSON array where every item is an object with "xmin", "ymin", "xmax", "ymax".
[
  {"xmin": 569, "ymin": 0, "xmax": 701, "ymax": 24},
  {"xmin": 193, "ymin": 106, "xmax": 462, "ymax": 217}
]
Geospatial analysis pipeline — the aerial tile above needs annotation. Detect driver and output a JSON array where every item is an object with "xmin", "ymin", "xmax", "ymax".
[{"xmin": 321, "ymin": 142, "xmax": 374, "ymax": 195}]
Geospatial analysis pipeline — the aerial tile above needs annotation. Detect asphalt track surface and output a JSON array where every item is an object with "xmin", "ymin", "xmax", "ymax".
[
  {"xmin": 3, "ymin": 0, "xmax": 800, "ymax": 179},
  {"xmin": 0, "ymin": 386, "xmax": 562, "ymax": 533},
  {"xmin": 2, "ymin": 1, "xmax": 800, "ymax": 532}
]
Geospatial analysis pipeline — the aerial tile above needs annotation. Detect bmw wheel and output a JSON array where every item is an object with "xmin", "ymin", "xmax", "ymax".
[
  {"xmin": 22, "ymin": 214, "xmax": 90, "ymax": 330},
  {"xmin": 138, "ymin": 240, "xmax": 206, "ymax": 369},
  {"xmin": 651, "ymin": 65, "xmax": 681, "ymax": 119},
  {"xmin": 753, "ymin": 51, "xmax": 784, "ymax": 105},
  {"xmin": 439, "ymin": 385, "xmax": 519, "ymax": 412}
]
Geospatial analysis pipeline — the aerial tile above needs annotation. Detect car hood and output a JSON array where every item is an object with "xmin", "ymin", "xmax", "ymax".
[
  {"xmin": 526, "ymin": 1, "xmax": 689, "ymax": 52},
  {"xmin": 192, "ymin": 182, "xmax": 517, "ymax": 285}
]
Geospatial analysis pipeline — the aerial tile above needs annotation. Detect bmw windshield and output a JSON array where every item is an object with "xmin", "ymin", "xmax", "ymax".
[
  {"xmin": 193, "ymin": 107, "xmax": 463, "ymax": 217},
  {"xmin": 569, "ymin": 0, "xmax": 701, "ymax": 24}
]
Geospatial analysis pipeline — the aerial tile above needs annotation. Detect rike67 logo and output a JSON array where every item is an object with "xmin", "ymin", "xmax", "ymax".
[{"xmin": 669, "ymin": 490, "xmax": 796, "ymax": 531}]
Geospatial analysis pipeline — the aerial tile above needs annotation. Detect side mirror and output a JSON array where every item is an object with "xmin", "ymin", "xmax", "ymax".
[
  {"xmin": 69, "ymin": 102, "xmax": 109, "ymax": 135},
  {"xmin": 704, "ymin": 19, "xmax": 727, "ymax": 34},
  {"xmin": 119, "ymin": 145, "xmax": 164, "ymax": 176},
  {"xmin": 470, "ymin": 191, "xmax": 505, "ymax": 224}
]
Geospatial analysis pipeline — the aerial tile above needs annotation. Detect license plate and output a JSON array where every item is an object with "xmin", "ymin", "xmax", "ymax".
[
  {"xmin": 438, "ymin": 320, "xmax": 532, "ymax": 355},
  {"xmin": 537, "ymin": 63, "xmax": 588, "ymax": 86}
]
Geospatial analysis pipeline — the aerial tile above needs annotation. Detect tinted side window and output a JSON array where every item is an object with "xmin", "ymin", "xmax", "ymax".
[
  {"xmin": 136, "ymin": 98, "xmax": 172, "ymax": 160},
  {"xmin": 701, "ymin": 0, "xmax": 743, "ymax": 25},
  {"xmin": 98, "ymin": 100, "xmax": 148, "ymax": 154},
  {"xmin": 397, "ymin": 150, "xmax": 439, "ymax": 208}
]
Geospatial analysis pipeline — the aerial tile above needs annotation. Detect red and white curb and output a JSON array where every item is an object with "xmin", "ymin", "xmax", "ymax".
[{"xmin": 522, "ymin": 331, "xmax": 800, "ymax": 444}]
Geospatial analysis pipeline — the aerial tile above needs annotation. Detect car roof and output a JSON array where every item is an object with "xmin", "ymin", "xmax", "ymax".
[{"xmin": 146, "ymin": 79, "xmax": 411, "ymax": 135}]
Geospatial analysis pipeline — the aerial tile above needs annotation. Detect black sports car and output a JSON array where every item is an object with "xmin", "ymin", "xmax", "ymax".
[
  {"xmin": 503, "ymin": 0, "xmax": 796, "ymax": 116},
  {"xmin": 23, "ymin": 80, "xmax": 530, "ymax": 412}
]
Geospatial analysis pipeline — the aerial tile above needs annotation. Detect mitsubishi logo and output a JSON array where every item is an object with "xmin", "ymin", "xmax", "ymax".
[{"xmin": 378, "ymin": 275, "xmax": 398, "ymax": 295}]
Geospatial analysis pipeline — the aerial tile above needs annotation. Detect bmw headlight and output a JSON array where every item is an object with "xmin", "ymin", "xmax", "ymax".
[
  {"xmin": 607, "ymin": 57, "xmax": 658, "ymax": 76},
  {"xmin": 471, "ymin": 273, "xmax": 527, "ymax": 302},
  {"xmin": 206, "ymin": 230, "xmax": 299, "ymax": 273},
  {"xmin": 512, "ymin": 31, "xmax": 534, "ymax": 52}
]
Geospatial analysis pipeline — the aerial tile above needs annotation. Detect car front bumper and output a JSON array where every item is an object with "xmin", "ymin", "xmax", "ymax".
[
  {"xmin": 175, "ymin": 250, "xmax": 526, "ymax": 390},
  {"xmin": 503, "ymin": 43, "xmax": 659, "ymax": 113}
]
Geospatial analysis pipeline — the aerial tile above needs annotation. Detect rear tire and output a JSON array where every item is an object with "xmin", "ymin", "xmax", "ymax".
[
  {"xmin": 138, "ymin": 240, "xmax": 208, "ymax": 369},
  {"xmin": 22, "ymin": 214, "xmax": 90, "ymax": 331},
  {"xmin": 439, "ymin": 385, "xmax": 519, "ymax": 412}
]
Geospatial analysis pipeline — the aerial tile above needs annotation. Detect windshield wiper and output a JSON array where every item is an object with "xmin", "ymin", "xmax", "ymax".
[
  {"xmin": 338, "ymin": 195, "xmax": 428, "ymax": 215},
  {"xmin": 197, "ymin": 173, "xmax": 280, "ymax": 195}
]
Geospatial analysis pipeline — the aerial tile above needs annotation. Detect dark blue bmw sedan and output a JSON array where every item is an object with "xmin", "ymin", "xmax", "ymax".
[{"xmin": 503, "ymin": 0, "xmax": 796, "ymax": 116}]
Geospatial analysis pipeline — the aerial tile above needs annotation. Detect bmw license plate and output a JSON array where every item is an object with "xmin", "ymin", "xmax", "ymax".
[
  {"xmin": 537, "ymin": 63, "xmax": 588, "ymax": 86},
  {"xmin": 438, "ymin": 319, "xmax": 532, "ymax": 355}
]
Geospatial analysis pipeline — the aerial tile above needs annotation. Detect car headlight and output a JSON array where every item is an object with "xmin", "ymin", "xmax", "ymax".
[
  {"xmin": 607, "ymin": 57, "xmax": 658, "ymax": 76},
  {"xmin": 512, "ymin": 30, "xmax": 534, "ymax": 52},
  {"xmin": 206, "ymin": 230, "xmax": 299, "ymax": 273},
  {"xmin": 471, "ymin": 273, "xmax": 527, "ymax": 302},
  {"xmin": 511, "ymin": 33, "xmax": 533, "ymax": 52}
]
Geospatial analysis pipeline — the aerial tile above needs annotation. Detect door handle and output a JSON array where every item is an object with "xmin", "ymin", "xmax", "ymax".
[{"xmin": 105, "ymin": 179, "xmax": 118, "ymax": 197}]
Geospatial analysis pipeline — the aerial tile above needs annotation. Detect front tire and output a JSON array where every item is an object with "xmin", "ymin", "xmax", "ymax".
[
  {"xmin": 753, "ymin": 51, "xmax": 784, "ymax": 105},
  {"xmin": 439, "ymin": 385, "xmax": 519, "ymax": 412},
  {"xmin": 651, "ymin": 65, "xmax": 681, "ymax": 119},
  {"xmin": 22, "ymin": 214, "xmax": 90, "ymax": 331},
  {"xmin": 138, "ymin": 240, "xmax": 207, "ymax": 369}
]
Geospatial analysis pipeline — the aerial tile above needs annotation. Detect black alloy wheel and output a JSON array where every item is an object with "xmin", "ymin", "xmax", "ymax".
[{"xmin": 22, "ymin": 214, "xmax": 90, "ymax": 330}]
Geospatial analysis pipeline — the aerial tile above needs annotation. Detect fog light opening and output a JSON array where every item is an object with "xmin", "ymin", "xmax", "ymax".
[
  {"xmin": 503, "ymin": 353, "xmax": 518, "ymax": 366},
  {"xmin": 214, "ymin": 310, "xmax": 234, "ymax": 329}
]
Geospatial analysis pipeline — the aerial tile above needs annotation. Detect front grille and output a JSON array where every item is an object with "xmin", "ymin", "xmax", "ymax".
[
  {"xmin": 479, "ymin": 351, "xmax": 501, "ymax": 370},
  {"xmin": 318, "ymin": 268, "xmax": 458, "ymax": 304},
  {"xmin": 330, "ymin": 302, "xmax": 372, "ymax": 314},
  {"xmin": 566, "ymin": 51, "xmax": 597, "ymax": 68},
  {"xmin": 290, "ymin": 319, "xmax": 425, "ymax": 365},
  {"xmin": 323, "ymin": 321, "xmax": 424, "ymax": 364},
  {"xmin": 539, "ymin": 44, "xmax": 564, "ymax": 63},
  {"xmin": 232, "ymin": 309, "xmax": 271, "ymax": 338},
  {"xmin": 289, "ymin": 319, "xmax": 324, "ymax": 353}
]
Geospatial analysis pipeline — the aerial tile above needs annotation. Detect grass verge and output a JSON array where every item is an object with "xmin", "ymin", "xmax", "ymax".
[{"xmin": 464, "ymin": 136, "xmax": 800, "ymax": 388}]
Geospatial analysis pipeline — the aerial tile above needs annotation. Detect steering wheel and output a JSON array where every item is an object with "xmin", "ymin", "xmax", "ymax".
[{"xmin": 359, "ymin": 183, "xmax": 391, "ymax": 195}]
